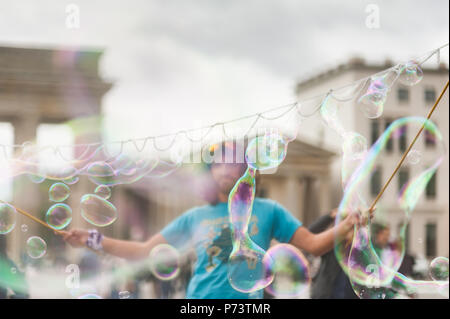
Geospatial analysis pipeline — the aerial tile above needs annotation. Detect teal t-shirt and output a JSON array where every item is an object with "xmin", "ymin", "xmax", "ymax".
[{"xmin": 161, "ymin": 197, "xmax": 302, "ymax": 299}]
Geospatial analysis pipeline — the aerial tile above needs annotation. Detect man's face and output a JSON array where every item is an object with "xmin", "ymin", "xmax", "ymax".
[
  {"xmin": 210, "ymin": 163, "xmax": 245, "ymax": 195},
  {"xmin": 375, "ymin": 228, "xmax": 390, "ymax": 248}
]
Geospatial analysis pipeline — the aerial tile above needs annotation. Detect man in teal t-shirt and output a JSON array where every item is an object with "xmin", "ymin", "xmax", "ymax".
[
  {"xmin": 161, "ymin": 198, "xmax": 301, "ymax": 298},
  {"xmin": 63, "ymin": 142, "xmax": 359, "ymax": 299}
]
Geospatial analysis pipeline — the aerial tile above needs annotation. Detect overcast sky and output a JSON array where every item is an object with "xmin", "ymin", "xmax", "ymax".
[{"xmin": 0, "ymin": 0, "xmax": 448, "ymax": 142}]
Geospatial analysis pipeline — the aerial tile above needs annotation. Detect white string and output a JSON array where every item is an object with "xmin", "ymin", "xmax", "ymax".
[{"xmin": 1, "ymin": 43, "xmax": 448, "ymax": 152}]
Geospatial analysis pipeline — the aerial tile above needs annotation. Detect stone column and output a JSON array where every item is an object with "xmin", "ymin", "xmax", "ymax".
[
  {"xmin": 9, "ymin": 115, "xmax": 40, "ymax": 262},
  {"xmin": 317, "ymin": 175, "xmax": 331, "ymax": 214}
]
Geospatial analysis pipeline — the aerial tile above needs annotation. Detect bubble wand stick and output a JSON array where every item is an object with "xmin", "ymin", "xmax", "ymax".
[
  {"xmin": 0, "ymin": 199, "xmax": 64, "ymax": 235},
  {"xmin": 368, "ymin": 80, "xmax": 449, "ymax": 213}
]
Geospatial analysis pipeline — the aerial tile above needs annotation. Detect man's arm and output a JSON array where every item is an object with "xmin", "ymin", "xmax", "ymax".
[
  {"xmin": 62, "ymin": 230, "xmax": 167, "ymax": 261},
  {"xmin": 289, "ymin": 213, "xmax": 357, "ymax": 257}
]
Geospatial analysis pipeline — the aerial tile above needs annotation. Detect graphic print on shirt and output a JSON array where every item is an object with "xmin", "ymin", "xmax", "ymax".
[{"xmin": 203, "ymin": 215, "xmax": 259, "ymax": 272}]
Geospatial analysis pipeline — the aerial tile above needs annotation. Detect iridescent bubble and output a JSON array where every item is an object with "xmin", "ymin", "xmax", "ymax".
[
  {"xmin": 80, "ymin": 194, "xmax": 117, "ymax": 227},
  {"xmin": 94, "ymin": 185, "xmax": 111, "ymax": 200},
  {"xmin": 86, "ymin": 161, "xmax": 116, "ymax": 186},
  {"xmin": 265, "ymin": 244, "xmax": 311, "ymax": 298},
  {"xmin": 27, "ymin": 174, "xmax": 46, "ymax": 184},
  {"xmin": 149, "ymin": 244, "xmax": 180, "ymax": 281},
  {"xmin": 49, "ymin": 182, "xmax": 71, "ymax": 202},
  {"xmin": 63, "ymin": 175, "xmax": 79, "ymax": 185},
  {"xmin": 78, "ymin": 294, "xmax": 102, "ymax": 299},
  {"xmin": 342, "ymin": 132, "xmax": 367, "ymax": 160},
  {"xmin": 227, "ymin": 167, "xmax": 274, "ymax": 293},
  {"xmin": 399, "ymin": 61, "xmax": 423, "ymax": 86},
  {"xmin": 245, "ymin": 134, "xmax": 287, "ymax": 171},
  {"xmin": 10, "ymin": 267, "xmax": 16, "ymax": 274},
  {"xmin": 45, "ymin": 203, "xmax": 72, "ymax": 230},
  {"xmin": 358, "ymin": 77, "xmax": 388, "ymax": 118},
  {"xmin": 26, "ymin": 236, "xmax": 47, "ymax": 259},
  {"xmin": 228, "ymin": 240, "xmax": 272, "ymax": 293},
  {"xmin": 119, "ymin": 291, "xmax": 130, "ymax": 299},
  {"xmin": 335, "ymin": 117, "xmax": 446, "ymax": 299},
  {"xmin": 21, "ymin": 224, "xmax": 28, "ymax": 232},
  {"xmin": 362, "ymin": 103, "xmax": 384, "ymax": 119},
  {"xmin": 406, "ymin": 149, "xmax": 421, "ymax": 165},
  {"xmin": 112, "ymin": 154, "xmax": 137, "ymax": 176},
  {"xmin": 429, "ymin": 257, "xmax": 449, "ymax": 281},
  {"xmin": 0, "ymin": 202, "xmax": 17, "ymax": 235}
]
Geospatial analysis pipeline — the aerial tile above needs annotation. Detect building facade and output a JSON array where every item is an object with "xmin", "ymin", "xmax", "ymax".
[{"xmin": 295, "ymin": 58, "xmax": 449, "ymax": 261}]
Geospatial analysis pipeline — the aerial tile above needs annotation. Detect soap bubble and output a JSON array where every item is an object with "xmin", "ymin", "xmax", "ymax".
[
  {"xmin": 265, "ymin": 244, "xmax": 311, "ymax": 298},
  {"xmin": 149, "ymin": 244, "xmax": 180, "ymax": 281},
  {"xmin": 86, "ymin": 161, "xmax": 116, "ymax": 186},
  {"xmin": 78, "ymin": 294, "xmax": 102, "ymax": 299},
  {"xmin": 227, "ymin": 167, "xmax": 274, "ymax": 293},
  {"xmin": 80, "ymin": 194, "xmax": 117, "ymax": 227},
  {"xmin": 27, "ymin": 174, "xmax": 46, "ymax": 184},
  {"xmin": 94, "ymin": 185, "xmax": 111, "ymax": 200},
  {"xmin": 111, "ymin": 154, "xmax": 137, "ymax": 176},
  {"xmin": 335, "ymin": 117, "xmax": 446, "ymax": 298},
  {"xmin": 245, "ymin": 134, "xmax": 287, "ymax": 171},
  {"xmin": 0, "ymin": 202, "xmax": 17, "ymax": 235},
  {"xmin": 26, "ymin": 236, "xmax": 47, "ymax": 259},
  {"xmin": 21, "ymin": 224, "xmax": 28, "ymax": 232},
  {"xmin": 406, "ymin": 149, "xmax": 421, "ymax": 165},
  {"xmin": 63, "ymin": 176, "xmax": 79, "ymax": 185},
  {"xmin": 10, "ymin": 267, "xmax": 17, "ymax": 274},
  {"xmin": 429, "ymin": 257, "xmax": 449, "ymax": 281},
  {"xmin": 342, "ymin": 132, "xmax": 367, "ymax": 160},
  {"xmin": 48, "ymin": 182, "xmax": 71, "ymax": 202},
  {"xmin": 358, "ymin": 77, "xmax": 388, "ymax": 118},
  {"xmin": 45, "ymin": 203, "xmax": 72, "ymax": 230},
  {"xmin": 399, "ymin": 61, "xmax": 423, "ymax": 86},
  {"xmin": 119, "ymin": 291, "xmax": 131, "ymax": 299}
]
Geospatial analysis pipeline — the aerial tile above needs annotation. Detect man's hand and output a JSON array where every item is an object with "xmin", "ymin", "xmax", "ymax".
[
  {"xmin": 339, "ymin": 207, "xmax": 376, "ymax": 235},
  {"xmin": 61, "ymin": 229, "xmax": 89, "ymax": 248}
]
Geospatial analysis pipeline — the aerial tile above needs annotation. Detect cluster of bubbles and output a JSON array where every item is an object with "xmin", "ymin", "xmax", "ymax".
[
  {"xmin": 333, "ymin": 117, "xmax": 447, "ymax": 299},
  {"xmin": 45, "ymin": 182, "xmax": 73, "ymax": 230},
  {"xmin": 356, "ymin": 61, "xmax": 423, "ymax": 120}
]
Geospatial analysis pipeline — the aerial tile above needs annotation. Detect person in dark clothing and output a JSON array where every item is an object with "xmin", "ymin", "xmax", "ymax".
[
  {"xmin": 308, "ymin": 210, "xmax": 358, "ymax": 299},
  {"xmin": 0, "ymin": 237, "xmax": 29, "ymax": 299}
]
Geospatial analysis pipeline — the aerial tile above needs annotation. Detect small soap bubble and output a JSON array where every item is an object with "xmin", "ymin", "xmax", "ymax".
[
  {"xmin": 49, "ymin": 182, "xmax": 71, "ymax": 202},
  {"xmin": 26, "ymin": 236, "xmax": 47, "ymax": 259},
  {"xmin": 399, "ymin": 61, "xmax": 423, "ymax": 86},
  {"xmin": 149, "ymin": 244, "xmax": 180, "ymax": 281},
  {"xmin": 406, "ymin": 149, "xmax": 421, "ymax": 165},
  {"xmin": 94, "ymin": 185, "xmax": 111, "ymax": 200},
  {"xmin": 119, "ymin": 291, "xmax": 130, "ymax": 299},
  {"xmin": 21, "ymin": 224, "xmax": 28, "ymax": 232},
  {"xmin": 78, "ymin": 294, "xmax": 103, "ymax": 299},
  {"xmin": 429, "ymin": 257, "xmax": 449, "ymax": 281}
]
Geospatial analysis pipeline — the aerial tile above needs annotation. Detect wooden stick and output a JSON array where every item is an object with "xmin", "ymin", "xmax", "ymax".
[
  {"xmin": 369, "ymin": 80, "xmax": 449, "ymax": 211},
  {"xmin": 0, "ymin": 199, "xmax": 64, "ymax": 235}
]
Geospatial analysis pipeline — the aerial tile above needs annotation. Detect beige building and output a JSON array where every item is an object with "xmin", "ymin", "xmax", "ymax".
[
  {"xmin": 0, "ymin": 45, "xmax": 112, "ymax": 261},
  {"xmin": 295, "ymin": 58, "xmax": 449, "ymax": 262}
]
